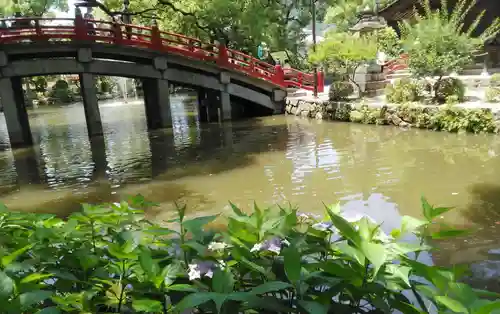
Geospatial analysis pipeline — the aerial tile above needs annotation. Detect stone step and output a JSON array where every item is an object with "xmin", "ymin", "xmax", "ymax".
[
  {"xmin": 364, "ymin": 88, "xmax": 386, "ymax": 97},
  {"xmin": 387, "ymin": 72, "xmax": 410, "ymax": 80}
]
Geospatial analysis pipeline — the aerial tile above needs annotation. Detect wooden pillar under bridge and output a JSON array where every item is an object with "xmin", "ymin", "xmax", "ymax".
[
  {"xmin": 142, "ymin": 78, "xmax": 172, "ymax": 129},
  {"xmin": 0, "ymin": 77, "xmax": 33, "ymax": 148},
  {"xmin": 197, "ymin": 89, "xmax": 218, "ymax": 123},
  {"xmin": 79, "ymin": 73, "xmax": 103, "ymax": 137},
  {"xmin": 12, "ymin": 147, "xmax": 41, "ymax": 186}
]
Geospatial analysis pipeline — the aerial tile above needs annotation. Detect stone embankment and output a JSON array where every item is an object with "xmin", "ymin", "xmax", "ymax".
[{"xmin": 285, "ymin": 97, "xmax": 500, "ymax": 133}]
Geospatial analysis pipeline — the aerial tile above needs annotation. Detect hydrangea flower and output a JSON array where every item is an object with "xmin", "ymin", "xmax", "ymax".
[
  {"xmin": 208, "ymin": 241, "xmax": 230, "ymax": 251},
  {"xmin": 251, "ymin": 237, "xmax": 289, "ymax": 254},
  {"xmin": 296, "ymin": 212, "xmax": 321, "ymax": 221},
  {"xmin": 188, "ymin": 261, "xmax": 217, "ymax": 280},
  {"xmin": 342, "ymin": 212, "xmax": 376, "ymax": 224},
  {"xmin": 311, "ymin": 221, "xmax": 335, "ymax": 232}
]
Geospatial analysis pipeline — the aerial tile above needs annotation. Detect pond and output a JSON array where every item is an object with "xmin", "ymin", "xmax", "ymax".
[{"xmin": 1, "ymin": 93, "xmax": 500, "ymax": 289}]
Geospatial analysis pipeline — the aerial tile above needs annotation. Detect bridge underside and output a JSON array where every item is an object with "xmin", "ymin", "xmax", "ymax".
[{"xmin": 0, "ymin": 43, "xmax": 287, "ymax": 147}]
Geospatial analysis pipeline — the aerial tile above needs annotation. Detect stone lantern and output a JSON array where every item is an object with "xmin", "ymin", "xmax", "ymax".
[{"xmin": 350, "ymin": 5, "xmax": 388, "ymax": 97}]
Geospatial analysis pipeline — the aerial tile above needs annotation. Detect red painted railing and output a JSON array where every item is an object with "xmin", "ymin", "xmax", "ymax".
[
  {"xmin": 383, "ymin": 53, "xmax": 409, "ymax": 74},
  {"xmin": 0, "ymin": 17, "xmax": 324, "ymax": 93}
]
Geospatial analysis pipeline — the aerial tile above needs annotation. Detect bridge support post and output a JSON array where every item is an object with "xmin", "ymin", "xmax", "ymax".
[
  {"xmin": 79, "ymin": 73, "xmax": 103, "ymax": 137},
  {"xmin": 142, "ymin": 78, "xmax": 172, "ymax": 129},
  {"xmin": 0, "ymin": 77, "xmax": 33, "ymax": 147}
]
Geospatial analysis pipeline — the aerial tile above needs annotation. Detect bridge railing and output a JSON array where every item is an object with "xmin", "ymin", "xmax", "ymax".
[{"xmin": 0, "ymin": 17, "xmax": 324, "ymax": 93}]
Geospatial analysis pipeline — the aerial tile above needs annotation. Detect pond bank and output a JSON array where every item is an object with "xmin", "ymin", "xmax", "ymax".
[{"xmin": 285, "ymin": 97, "xmax": 500, "ymax": 133}]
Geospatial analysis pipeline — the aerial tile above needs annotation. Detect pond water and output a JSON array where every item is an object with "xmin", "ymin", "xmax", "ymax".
[{"xmin": 1, "ymin": 94, "xmax": 500, "ymax": 289}]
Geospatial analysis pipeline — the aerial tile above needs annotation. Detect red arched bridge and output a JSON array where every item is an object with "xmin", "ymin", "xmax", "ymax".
[{"xmin": 0, "ymin": 16, "xmax": 324, "ymax": 148}]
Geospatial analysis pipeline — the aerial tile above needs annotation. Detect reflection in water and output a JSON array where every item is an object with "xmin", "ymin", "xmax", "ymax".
[{"xmin": 2, "ymin": 95, "xmax": 500, "ymax": 286}]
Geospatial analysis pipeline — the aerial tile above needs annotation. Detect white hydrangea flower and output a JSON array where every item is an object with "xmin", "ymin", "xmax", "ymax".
[
  {"xmin": 208, "ymin": 241, "xmax": 229, "ymax": 251},
  {"xmin": 251, "ymin": 237, "xmax": 289, "ymax": 255},
  {"xmin": 187, "ymin": 261, "xmax": 217, "ymax": 281}
]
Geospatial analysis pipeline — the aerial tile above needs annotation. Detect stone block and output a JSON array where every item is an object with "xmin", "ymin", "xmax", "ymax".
[
  {"xmin": 77, "ymin": 48, "xmax": 92, "ymax": 63},
  {"xmin": 273, "ymin": 88, "xmax": 287, "ymax": 102},
  {"xmin": 220, "ymin": 72, "xmax": 230, "ymax": 84},
  {"xmin": 153, "ymin": 57, "xmax": 168, "ymax": 71}
]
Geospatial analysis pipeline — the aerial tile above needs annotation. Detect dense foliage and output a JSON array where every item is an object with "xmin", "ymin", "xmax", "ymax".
[
  {"xmin": 309, "ymin": 32, "xmax": 377, "ymax": 95},
  {"xmin": 0, "ymin": 0, "xmax": 68, "ymax": 17},
  {"xmin": 345, "ymin": 103, "xmax": 498, "ymax": 134},
  {"xmin": 385, "ymin": 78, "xmax": 423, "ymax": 104},
  {"xmin": 485, "ymin": 74, "xmax": 500, "ymax": 103},
  {"xmin": 49, "ymin": 79, "xmax": 74, "ymax": 104},
  {"xmin": 323, "ymin": 0, "xmax": 392, "ymax": 32},
  {"xmin": 399, "ymin": 0, "xmax": 500, "ymax": 100},
  {"xmin": 329, "ymin": 81, "xmax": 354, "ymax": 101},
  {"xmin": 0, "ymin": 196, "xmax": 499, "ymax": 313}
]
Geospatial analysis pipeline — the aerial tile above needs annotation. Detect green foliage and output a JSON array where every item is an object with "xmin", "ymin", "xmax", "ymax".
[
  {"xmin": 432, "ymin": 105, "xmax": 498, "ymax": 133},
  {"xmin": 49, "ymin": 79, "xmax": 73, "ymax": 104},
  {"xmin": 310, "ymin": 32, "xmax": 378, "ymax": 93},
  {"xmin": 101, "ymin": 0, "xmax": 330, "ymax": 66},
  {"xmin": 32, "ymin": 77, "xmax": 48, "ymax": 93},
  {"xmin": 328, "ymin": 81, "xmax": 354, "ymax": 101},
  {"xmin": 0, "ymin": 196, "xmax": 497, "ymax": 313},
  {"xmin": 324, "ymin": 0, "xmax": 392, "ymax": 32},
  {"xmin": 0, "ymin": 0, "xmax": 68, "ymax": 17},
  {"xmin": 98, "ymin": 76, "xmax": 116, "ymax": 94},
  {"xmin": 385, "ymin": 78, "xmax": 423, "ymax": 104},
  {"xmin": 435, "ymin": 77, "xmax": 466, "ymax": 104},
  {"xmin": 486, "ymin": 74, "xmax": 500, "ymax": 103},
  {"xmin": 376, "ymin": 27, "xmax": 402, "ymax": 59},
  {"xmin": 399, "ymin": 0, "xmax": 500, "ymax": 83}
]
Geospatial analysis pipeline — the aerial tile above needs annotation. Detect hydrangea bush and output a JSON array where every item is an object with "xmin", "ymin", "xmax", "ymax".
[{"xmin": 0, "ymin": 196, "xmax": 499, "ymax": 313}]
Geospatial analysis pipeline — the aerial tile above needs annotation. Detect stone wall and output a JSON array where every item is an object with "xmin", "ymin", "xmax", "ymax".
[{"xmin": 285, "ymin": 98, "xmax": 500, "ymax": 134}]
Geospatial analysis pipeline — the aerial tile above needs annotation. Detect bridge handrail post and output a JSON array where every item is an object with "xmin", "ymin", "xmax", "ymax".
[
  {"xmin": 112, "ymin": 22, "xmax": 123, "ymax": 45},
  {"xmin": 74, "ymin": 15, "xmax": 88, "ymax": 41},
  {"xmin": 274, "ymin": 64, "xmax": 285, "ymax": 87},
  {"xmin": 34, "ymin": 19, "xmax": 44, "ymax": 40},
  {"xmin": 217, "ymin": 43, "xmax": 229, "ymax": 67},
  {"xmin": 317, "ymin": 69, "xmax": 324, "ymax": 93},
  {"xmin": 151, "ymin": 25, "xmax": 162, "ymax": 50}
]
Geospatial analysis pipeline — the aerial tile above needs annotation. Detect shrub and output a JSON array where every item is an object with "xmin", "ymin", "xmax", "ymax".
[
  {"xmin": 32, "ymin": 76, "xmax": 48, "ymax": 93},
  {"xmin": 385, "ymin": 78, "xmax": 422, "ymax": 103},
  {"xmin": 0, "ymin": 197, "xmax": 498, "ymax": 313},
  {"xmin": 399, "ymin": 0, "xmax": 499, "ymax": 100},
  {"xmin": 50, "ymin": 79, "xmax": 73, "ymax": 104},
  {"xmin": 376, "ymin": 26, "xmax": 402, "ymax": 60},
  {"xmin": 486, "ymin": 74, "xmax": 500, "ymax": 103},
  {"xmin": 328, "ymin": 81, "xmax": 354, "ymax": 101},
  {"xmin": 435, "ymin": 77, "xmax": 466, "ymax": 104}
]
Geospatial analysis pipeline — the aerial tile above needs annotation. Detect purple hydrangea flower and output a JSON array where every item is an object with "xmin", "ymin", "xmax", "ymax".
[
  {"xmin": 188, "ymin": 260, "xmax": 217, "ymax": 280},
  {"xmin": 311, "ymin": 221, "xmax": 335, "ymax": 232},
  {"xmin": 251, "ymin": 237, "xmax": 289, "ymax": 254}
]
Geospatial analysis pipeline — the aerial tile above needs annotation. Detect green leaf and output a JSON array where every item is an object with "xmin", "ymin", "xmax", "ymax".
[
  {"xmin": 19, "ymin": 290, "xmax": 53, "ymax": 310},
  {"xmin": 139, "ymin": 249, "xmax": 159, "ymax": 279},
  {"xmin": 431, "ymin": 206, "xmax": 454, "ymax": 218},
  {"xmin": 474, "ymin": 301, "xmax": 500, "ymax": 314},
  {"xmin": 0, "ymin": 271, "xmax": 14, "ymax": 298},
  {"xmin": 1, "ymin": 244, "xmax": 33, "ymax": 267},
  {"xmin": 359, "ymin": 241, "xmax": 386, "ymax": 277},
  {"xmin": 336, "ymin": 242, "xmax": 366, "ymax": 266},
  {"xmin": 386, "ymin": 264, "xmax": 411, "ymax": 287},
  {"xmin": 229, "ymin": 202, "xmax": 246, "ymax": 216},
  {"xmin": 298, "ymin": 300, "xmax": 328, "ymax": 314},
  {"xmin": 132, "ymin": 299, "xmax": 163, "ymax": 312},
  {"xmin": 212, "ymin": 269, "xmax": 235, "ymax": 294},
  {"xmin": 421, "ymin": 196, "xmax": 433, "ymax": 221},
  {"xmin": 35, "ymin": 307, "xmax": 61, "ymax": 314},
  {"xmin": 212, "ymin": 294, "xmax": 228, "ymax": 314},
  {"xmin": 107, "ymin": 243, "xmax": 137, "ymax": 259},
  {"xmin": 174, "ymin": 292, "xmax": 217, "ymax": 313},
  {"xmin": 283, "ymin": 246, "xmax": 301, "ymax": 283},
  {"xmin": 435, "ymin": 296, "xmax": 469, "ymax": 313},
  {"xmin": 166, "ymin": 284, "xmax": 198, "ymax": 292},
  {"xmin": 183, "ymin": 215, "xmax": 218, "ymax": 233},
  {"xmin": 21, "ymin": 273, "xmax": 54, "ymax": 284},
  {"xmin": 326, "ymin": 209, "xmax": 361, "ymax": 246},
  {"xmin": 161, "ymin": 262, "xmax": 182, "ymax": 287},
  {"xmin": 401, "ymin": 215, "xmax": 427, "ymax": 234},
  {"xmin": 431, "ymin": 228, "xmax": 470, "ymax": 239},
  {"xmin": 250, "ymin": 281, "xmax": 292, "ymax": 294}
]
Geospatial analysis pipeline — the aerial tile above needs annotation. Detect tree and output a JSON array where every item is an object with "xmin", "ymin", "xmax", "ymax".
[
  {"xmin": 309, "ymin": 31, "xmax": 377, "ymax": 93},
  {"xmin": 399, "ymin": 0, "xmax": 500, "ymax": 99},
  {"xmin": 0, "ymin": 0, "xmax": 68, "ymax": 17},
  {"xmin": 324, "ymin": 0, "xmax": 392, "ymax": 32},
  {"xmin": 91, "ymin": 0, "xmax": 331, "ymax": 65}
]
